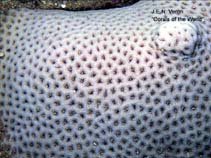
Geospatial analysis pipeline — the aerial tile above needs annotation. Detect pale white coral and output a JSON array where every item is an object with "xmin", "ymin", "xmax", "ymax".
[
  {"xmin": 0, "ymin": 1, "xmax": 211, "ymax": 158},
  {"xmin": 152, "ymin": 22, "xmax": 199, "ymax": 55}
]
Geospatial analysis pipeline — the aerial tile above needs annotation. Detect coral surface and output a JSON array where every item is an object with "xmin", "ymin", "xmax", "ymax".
[{"xmin": 0, "ymin": 0, "xmax": 211, "ymax": 158}]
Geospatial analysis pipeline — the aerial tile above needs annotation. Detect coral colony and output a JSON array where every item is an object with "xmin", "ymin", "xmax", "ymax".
[{"xmin": 0, "ymin": 1, "xmax": 211, "ymax": 158}]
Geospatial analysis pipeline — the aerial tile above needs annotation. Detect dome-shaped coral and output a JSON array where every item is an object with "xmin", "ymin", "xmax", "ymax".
[{"xmin": 0, "ymin": 1, "xmax": 211, "ymax": 158}]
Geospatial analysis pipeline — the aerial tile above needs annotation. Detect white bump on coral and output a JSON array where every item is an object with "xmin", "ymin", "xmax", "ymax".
[{"xmin": 152, "ymin": 22, "xmax": 199, "ymax": 55}]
